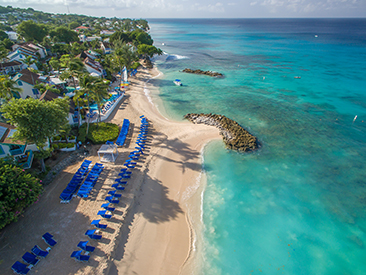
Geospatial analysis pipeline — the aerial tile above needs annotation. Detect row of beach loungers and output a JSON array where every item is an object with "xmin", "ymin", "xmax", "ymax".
[
  {"xmin": 76, "ymin": 163, "xmax": 104, "ymax": 198},
  {"xmin": 11, "ymin": 233, "xmax": 57, "ymax": 274},
  {"xmin": 60, "ymin": 160, "xmax": 104, "ymax": 203},
  {"xmin": 71, "ymin": 116, "xmax": 150, "ymax": 263},
  {"xmin": 101, "ymin": 93, "xmax": 123, "ymax": 115},
  {"xmin": 59, "ymin": 160, "xmax": 92, "ymax": 203},
  {"xmin": 116, "ymin": 119, "xmax": 130, "ymax": 146}
]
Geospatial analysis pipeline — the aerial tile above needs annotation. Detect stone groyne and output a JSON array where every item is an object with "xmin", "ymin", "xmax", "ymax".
[
  {"xmin": 182, "ymin": 68, "xmax": 224, "ymax": 77},
  {"xmin": 184, "ymin": 113, "xmax": 259, "ymax": 152}
]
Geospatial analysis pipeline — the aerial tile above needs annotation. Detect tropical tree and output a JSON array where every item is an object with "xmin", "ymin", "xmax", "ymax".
[
  {"xmin": 78, "ymin": 74, "xmax": 101, "ymax": 134},
  {"xmin": 60, "ymin": 57, "xmax": 85, "ymax": 127},
  {"xmin": 1, "ymin": 97, "xmax": 69, "ymax": 172},
  {"xmin": 0, "ymin": 44, "xmax": 8, "ymax": 73},
  {"xmin": 49, "ymin": 26, "xmax": 78, "ymax": 43},
  {"xmin": 60, "ymin": 56, "xmax": 86, "ymax": 89},
  {"xmin": 112, "ymin": 41, "xmax": 138, "ymax": 85},
  {"xmin": 89, "ymin": 79, "xmax": 110, "ymax": 123},
  {"xmin": 17, "ymin": 20, "xmax": 48, "ymax": 42},
  {"xmin": 49, "ymin": 57, "xmax": 61, "ymax": 73},
  {"xmin": 137, "ymin": 44, "xmax": 163, "ymax": 61},
  {"xmin": 33, "ymin": 82, "xmax": 61, "ymax": 95},
  {"xmin": 0, "ymin": 158, "xmax": 43, "ymax": 229},
  {"xmin": 0, "ymin": 75, "xmax": 22, "ymax": 101}
]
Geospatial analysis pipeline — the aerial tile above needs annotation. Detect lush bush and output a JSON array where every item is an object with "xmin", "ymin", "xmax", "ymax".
[
  {"xmin": 52, "ymin": 143, "xmax": 59, "ymax": 150},
  {"xmin": 131, "ymin": 62, "xmax": 141, "ymax": 70},
  {"xmin": 78, "ymin": 122, "xmax": 119, "ymax": 144},
  {"xmin": 53, "ymin": 136, "xmax": 61, "ymax": 141},
  {"xmin": 0, "ymin": 159, "xmax": 42, "ymax": 229}
]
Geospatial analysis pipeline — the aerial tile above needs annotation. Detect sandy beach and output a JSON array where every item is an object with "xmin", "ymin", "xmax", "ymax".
[{"xmin": 0, "ymin": 64, "xmax": 220, "ymax": 274}]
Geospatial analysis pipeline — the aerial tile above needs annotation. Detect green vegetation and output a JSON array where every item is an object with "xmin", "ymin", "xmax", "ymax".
[
  {"xmin": 1, "ymin": 98, "xmax": 70, "ymax": 172},
  {"xmin": 0, "ymin": 158, "xmax": 43, "ymax": 229},
  {"xmin": 78, "ymin": 122, "xmax": 119, "ymax": 144}
]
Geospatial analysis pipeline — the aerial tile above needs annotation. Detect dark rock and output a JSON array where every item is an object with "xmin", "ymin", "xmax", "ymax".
[
  {"xmin": 182, "ymin": 68, "xmax": 224, "ymax": 78},
  {"xmin": 184, "ymin": 113, "xmax": 259, "ymax": 152}
]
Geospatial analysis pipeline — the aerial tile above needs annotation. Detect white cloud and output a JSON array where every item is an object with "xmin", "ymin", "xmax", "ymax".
[{"xmin": 191, "ymin": 2, "xmax": 225, "ymax": 13}]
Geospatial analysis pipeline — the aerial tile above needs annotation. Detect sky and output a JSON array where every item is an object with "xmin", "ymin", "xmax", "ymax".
[{"xmin": 1, "ymin": 0, "xmax": 365, "ymax": 18}]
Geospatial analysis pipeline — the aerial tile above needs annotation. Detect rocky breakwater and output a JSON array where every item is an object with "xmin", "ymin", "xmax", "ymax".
[
  {"xmin": 182, "ymin": 68, "xmax": 224, "ymax": 78},
  {"xmin": 184, "ymin": 113, "xmax": 259, "ymax": 152}
]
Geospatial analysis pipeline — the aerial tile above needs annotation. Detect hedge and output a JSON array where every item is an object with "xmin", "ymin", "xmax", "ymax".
[
  {"xmin": 78, "ymin": 122, "xmax": 119, "ymax": 144},
  {"xmin": 0, "ymin": 159, "xmax": 43, "ymax": 229}
]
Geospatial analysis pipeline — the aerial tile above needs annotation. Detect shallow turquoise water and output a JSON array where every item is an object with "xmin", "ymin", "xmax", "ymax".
[{"xmin": 149, "ymin": 19, "xmax": 366, "ymax": 274}]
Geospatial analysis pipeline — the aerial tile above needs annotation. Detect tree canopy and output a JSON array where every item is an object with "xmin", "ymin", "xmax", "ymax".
[
  {"xmin": 49, "ymin": 26, "xmax": 79, "ymax": 44},
  {"xmin": 17, "ymin": 20, "xmax": 48, "ymax": 42},
  {"xmin": 0, "ymin": 159, "xmax": 43, "ymax": 229},
  {"xmin": 1, "ymin": 98, "xmax": 70, "ymax": 171}
]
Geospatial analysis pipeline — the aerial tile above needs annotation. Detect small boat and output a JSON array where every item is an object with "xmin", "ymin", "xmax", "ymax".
[
  {"xmin": 174, "ymin": 79, "xmax": 182, "ymax": 86},
  {"xmin": 294, "ymin": 76, "xmax": 301, "ymax": 79}
]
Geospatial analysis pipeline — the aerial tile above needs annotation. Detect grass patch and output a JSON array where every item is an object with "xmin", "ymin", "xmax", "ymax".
[{"xmin": 78, "ymin": 122, "xmax": 119, "ymax": 144}]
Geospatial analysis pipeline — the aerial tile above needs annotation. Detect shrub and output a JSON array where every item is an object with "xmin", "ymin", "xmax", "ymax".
[
  {"xmin": 52, "ymin": 143, "xmax": 59, "ymax": 150},
  {"xmin": 0, "ymin": 159, "xmax": 42, "ymax": 229},
  {"xmin": 131, "ymin": 62, "xmax": 141, "ymax": 70},
  {"xmin": 78, "ymin": 122, "xmax": 119, "ymax": 144},
  {"xmin": 66, "ymin": 143, "xmax": 75, "ymax": 148},
  {"xmin": 53, "ymin": 136, "xmax": 61, "ymax": 141}
]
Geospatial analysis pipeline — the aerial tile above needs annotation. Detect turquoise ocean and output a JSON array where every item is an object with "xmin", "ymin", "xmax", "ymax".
[{"xmin": 148, "ymin": 19, "xmax": 366, "ymax": 274}]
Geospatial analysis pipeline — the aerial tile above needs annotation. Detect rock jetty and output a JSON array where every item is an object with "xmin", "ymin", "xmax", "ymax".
[
  {"xmin": 184, "ymin": 113, "xmax": 259, "ymax": 152},
  {"xmin": 182, "ymin": 68, "xmax": 224, "ymax": 77}
]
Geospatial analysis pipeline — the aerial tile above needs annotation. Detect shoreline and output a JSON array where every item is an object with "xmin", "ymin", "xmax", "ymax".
[{"xmin": 108, "ymin": 65, "xmax": 221, "ymax": 274}]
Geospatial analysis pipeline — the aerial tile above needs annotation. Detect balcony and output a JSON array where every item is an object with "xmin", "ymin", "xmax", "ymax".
[
  {"xmin": 9, "ymin": 146, "xmax": 25, "ymax": 156},
  {"xmin": 15, "ymin": 150, "xmax": 34, "ymax": 169}
]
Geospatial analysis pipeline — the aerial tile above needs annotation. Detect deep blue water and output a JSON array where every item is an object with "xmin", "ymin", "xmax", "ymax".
[{"xmin": 148, "ymin": 18, "xmax": 366, "ymax": 275}]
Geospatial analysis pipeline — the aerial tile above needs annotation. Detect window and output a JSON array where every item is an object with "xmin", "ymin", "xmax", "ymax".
[{"xmin": 17, "ymin": 81, "xmax": 23, "ymax": 86}]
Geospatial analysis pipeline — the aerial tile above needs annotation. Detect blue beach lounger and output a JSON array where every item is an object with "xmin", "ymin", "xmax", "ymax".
[
  {"xmin": 112, "ymin": 184, "xmax": 126, "ymax": 191},
  {"xmin": 97, "ymin": 210, "xmax": 112, "ymax": 219},
  {"xmin": 108, "ymin": 190, "xmax": 122, "ymax": 198},
  {"xmin": 42, "ymin": 232, "xmax": 57, "ymax": 247},
  {"xmin": 11, "ymin": 261, "xmax": 31, "ymax": 275},
  {"xmin": 31, "ymin": 245, "xmax": 50, "ymax": 258},
  {"xmin": 85, "ymin": 229, "xmax": 102, "ymax": 240},
  {"xmin": 77, "ymin": 241, "xmax": 95, "ymax": 253},
  {"xmin": 105, "ymin": 196, "xmax": 119, "ymax": 204},
  {"xmin": 91, "ymin": 219, "xmax": 107, "ymax": 229},
  {"xmin": 70, "ymin": 250, "xmax": 90, "ymax": 262},
  {"xmin": 22, "ymin": 252, "xmax": 39, "ymax": 266}
]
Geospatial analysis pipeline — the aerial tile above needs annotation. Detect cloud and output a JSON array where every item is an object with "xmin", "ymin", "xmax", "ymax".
[
  {"xmin": 191, "ymin": 2, "xmax": 225, "ymax": 13},
  {"xmin": 250, "ymin": 1, "xmax": 258, "ymax": 5}
]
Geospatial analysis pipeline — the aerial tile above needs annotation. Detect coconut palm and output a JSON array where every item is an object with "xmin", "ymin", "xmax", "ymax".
[
  {"xmin": 0, "ymin": 75, "xmax": 22, "ymax": 101},
  {"xmin": 60, "ymin": 56, "xmax": 86, "ymax": 127},
  {"xmin": 78, "ymin": 74, "xmax": 101, "ymax": 134},
  {"xmin": 111, "ymin": 41, "xmax": 138, "ymax": 85},
  {"xmin": 89, "ymin": 79, "xmax": 110, "ymax": 123}
]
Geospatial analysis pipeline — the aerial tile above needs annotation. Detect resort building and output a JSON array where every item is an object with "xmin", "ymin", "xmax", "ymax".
[
  {"xmin": 12, "ymin": 69, "xmax": 44, "ymax": 99},
  {"xmin": 11, "ymin": 43, "xmax": 47, "ymax": 59},
  {"xmin": 39, "ymin": 90, "xmax": 77, "ymax": 125},
  {"xmin": 83, "ymin": 57, "xmax": 106, "ymax": 77},
  {"xmin": 101, "ymin": 41, "xmax": 112, "ymax": 54},
  {"xmin": 0, "ymin": 122, "xmax": 34, "ymax": 169},
  {"xmin": 0, "ymin": 60, "xmax": 23, "ymax": 75},
  {"xmin": 5, "ymin": 31, "xmax": 18, "ymax": 41}
]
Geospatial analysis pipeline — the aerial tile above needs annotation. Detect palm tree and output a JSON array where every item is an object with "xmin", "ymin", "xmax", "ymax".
[
  {"xmin": 89, "ymin": 79, "xmax": 110, "ymax": 124},
  {"xmin": 60, "ymin": 57, "xmax": 86, "ymax": 127},
  {"xmin": 0, "ymin": 75, "xmax": 22, "ymax": 101},
  {"xmin": 78, "ymin": 74, "xmax": 101, "ymax": 134},
  {"xmin": 0, "ymin": 45, "xmax": 8, "ymax": 73},
  {"xmin": 112, "ymin": 41, "xmax": 138, "ymax": 86}
]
